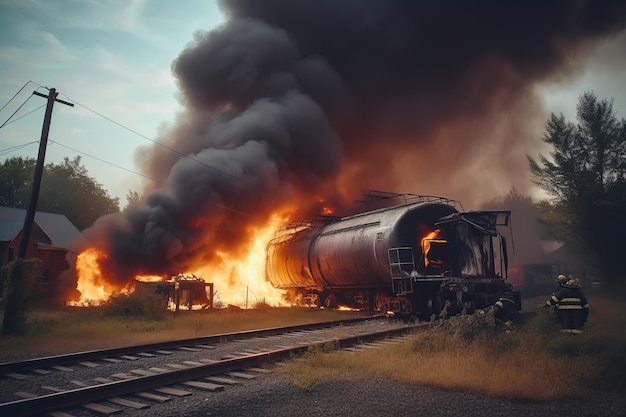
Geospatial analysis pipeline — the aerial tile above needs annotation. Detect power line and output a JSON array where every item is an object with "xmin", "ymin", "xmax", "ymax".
[
  {"xmin": 28, "ymin": 82, "xmax": 255, "ymax": 189},
  {"xmin": 0, "ymin": 93, "xmax": 35, "ymax": 130},
  {"xmin": 0, "ymin": 141, "xmax": 39, "ymax": 158},
  {"xmin": 25, "ymin": 82, "xmax": 290, "ymax": 225},
  {"xmin": 0, "ymin": 83, "xmax": 48, "ymax": 130},
  {"xmin": 48, "ymin": 140, "xmax": 288, "ymax": 225},
  {"xmin": 0, "ymin": 104, "xmax": 46, "ymax": 128},
  {"xmin": 57, "ymin": 93, "xmax": 257, "ymax": 188},
  {"xmin": 0, "ymin": 80, "xmax": 34, "ymax": 113},
  {"xmin": 49, "ymin": 140, "xmax": 157, "ymax": 182}
]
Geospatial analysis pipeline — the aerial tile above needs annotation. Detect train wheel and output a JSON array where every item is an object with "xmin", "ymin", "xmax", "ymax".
[{"xmin": 324, "ymin": 293, "xmax": 337, "ymax": 309}]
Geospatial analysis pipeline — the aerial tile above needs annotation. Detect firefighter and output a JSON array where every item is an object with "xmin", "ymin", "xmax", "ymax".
[
  {"xmin": 493, "ymin": 289, "xmax": 520, "ymax": 331},
  {"xmin": 544, "ymin": 279, "xmax": 589, "ymax": 334},
  {"xmin": 544, "ymin": 274, "xmax": 568, "ymax": 319}
]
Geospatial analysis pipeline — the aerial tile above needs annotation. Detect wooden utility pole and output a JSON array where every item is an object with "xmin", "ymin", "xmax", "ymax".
[
  {"xmin": 17, "ymin": 88, "xmax": 74, "ymax": 259},
  {"xmin": 3, "ymin": 88, "xmax": 74, "ymax": 335}
]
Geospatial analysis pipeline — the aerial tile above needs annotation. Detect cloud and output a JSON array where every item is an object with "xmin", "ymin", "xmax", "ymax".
[{"xmin": 539, "ymin": 31, "xmax": 626, "ymax": 119}]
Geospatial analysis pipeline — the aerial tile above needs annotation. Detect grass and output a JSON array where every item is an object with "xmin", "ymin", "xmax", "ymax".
[
  {"xmin": 2, "ymin": 293, "xmax": 624, "ymax": 401},
  {"xmin": 0, "ymin": 306, "xmax": 367, "ymax": 361},
  {"xmin": 277, "ymin": 294, "xmax": 626, "ymax": 400}
]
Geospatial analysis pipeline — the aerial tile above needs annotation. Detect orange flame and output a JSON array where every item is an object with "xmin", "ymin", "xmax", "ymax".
[
  {"xmin": 421, "ymin": 229, "xmax": 446, "ymax": 267},
  {"xmin": 315, "ymin": 195, "xmax": 335, "ymax": 215},
  {"xmin": 69, "ymin": 217, "xmax": 291, "ymax": 308},
  {"xmin": 421, "ymin": 229, "xmax": 441, "ymax": 246},
  {"xmin": 194, "ymin": 221, "xmax": 288, "ymax": 307},
  {"xmin": 68, "ymin": 247, "xmax": 134, "ymax": 306},
  {"xmin": 136, "ymin": 275, "xmax": 166, "ymax": 282}
]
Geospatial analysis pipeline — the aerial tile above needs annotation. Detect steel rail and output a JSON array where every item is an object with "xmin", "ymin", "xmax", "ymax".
[
  {"xmin": 0, "ymin": 323, "xmax": 419, "ymax": 417},
  {"xmin": 0, "ymin": 315, "xmax": 380, "ymax": 374}
]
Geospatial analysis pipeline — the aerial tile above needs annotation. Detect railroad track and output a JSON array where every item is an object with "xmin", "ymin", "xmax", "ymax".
[
  {"xmin": 1, "ymin": 316, "xmax": 421, "ymax": 417},
  {"xmin": 0, "ymin": 316, "xmax": 377, "ymax": 375}
]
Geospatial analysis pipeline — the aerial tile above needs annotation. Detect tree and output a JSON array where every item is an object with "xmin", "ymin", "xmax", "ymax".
[
  {"xmin": 124, "ymin": 189, "xmax": 144, "ymax": 211},
  {"xmin": 528, "ymin": 92, "xmax": 626, "ymax": 284},
  {"xmin": 0, "ymin": 157, "xmax": 35, "ymax": 208},
  {"xmin": 1, "ymin": 258, "xmax": 42, "ymax": 335},
  {"xmin": 0, "ymin": 156, "xmax": 120, "ymax": 230}
]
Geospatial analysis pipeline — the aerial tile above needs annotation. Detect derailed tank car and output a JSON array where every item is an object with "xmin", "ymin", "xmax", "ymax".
[{"xmin": 265, "ymin": 195, "xmax": 513, "ymax": 320}]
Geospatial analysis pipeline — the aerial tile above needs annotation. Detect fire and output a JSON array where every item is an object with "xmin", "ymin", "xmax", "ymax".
[
  {"xmin": 136, "ymin": 275, "xmax": 166, "ymax": 282},
  {"xmin": 421, "ymin": 229, "xmax": 446, "ymax": 267},
  {"xmin": 68, "ymin": 247, "xmax": 134, "ymax": 306},
  {"xmin": 315, "ymin": 195, "xmax": 335, "ymax": 215},
  {"xmin": 337, "ymin": 306, "xmax": 361, "ymax": 311},
  {"xmin": 421, "ymin": 229, "xmax": 441, "ymax": 247},
  {"xmin": 69, "ymin": 217, "xmax": 290, "ymax": 309},
  {"xmin": 193, "ymin": 220, "xmax": 288, "ymax": 307}
]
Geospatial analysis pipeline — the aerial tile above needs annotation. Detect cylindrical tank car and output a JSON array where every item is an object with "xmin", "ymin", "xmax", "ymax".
[{"xmin": 266, "ymin": 195, "xmax": 513, "ymax": 320}]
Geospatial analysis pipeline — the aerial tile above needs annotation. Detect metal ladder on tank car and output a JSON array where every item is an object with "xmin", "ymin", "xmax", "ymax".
[{"xmin": 388, "ymin": 247, "xmax": 416, "ymax": 295}]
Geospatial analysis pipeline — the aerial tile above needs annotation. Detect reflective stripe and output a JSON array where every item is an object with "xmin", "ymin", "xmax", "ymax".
[
  {"xmin": 560, "ymin": 329, "xmax": 583, "ymax": 334},
  {"xmin": 550, "ymin": 295, "xmax": 559, "ymax": 303},
  {"xmin": 557, "ymin": 305, "xmax": 583, "ymax": 310},
  {"xmin": 495, "ymin": 301, "xmax": 503, "ymax": 308},
  {"xmin": 561, "ymin": 297, "xmax": 582, "ymax": 303},
  {"xmin": 583, "ymin": 304, "xmax": 589, "ymax": 308}
]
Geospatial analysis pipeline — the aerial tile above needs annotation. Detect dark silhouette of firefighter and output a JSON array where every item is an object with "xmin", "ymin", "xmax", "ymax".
[
  {"xmin": 544, "ymin": 279, "xmax": 589, "ymax": 334},
  {"xmin": 546, "ymin": 274, "xmax": 568, "ymax": 317},
  {"xmin": 493, "ymin": 289, "xmax": 521, "ymax": 330}
]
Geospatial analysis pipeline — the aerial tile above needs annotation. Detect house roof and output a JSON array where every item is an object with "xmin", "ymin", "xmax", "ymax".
[
  {"xmin": 0, "ymin": 206, "xmax": 82, "ymax": 248},
  {"xmin": 0, "ymin": 220, "xmax": 24, "ymax": 242}
]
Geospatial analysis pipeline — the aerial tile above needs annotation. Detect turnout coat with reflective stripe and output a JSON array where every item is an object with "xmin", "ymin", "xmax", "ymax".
[
  {"xmin": 494, "ymin": 293, "xmax": 519, "ymax": 322},
  {"xmin": 546, "ymin": 286, "xmax": 589, "ymax": 331}
]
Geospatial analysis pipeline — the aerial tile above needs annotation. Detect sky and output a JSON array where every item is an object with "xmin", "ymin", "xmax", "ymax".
[
  {"xmin": 0, "ymin": 0, "xmax": 226, "ymax": 205},
  {"xmin": 0, "ymin": 0, "xmax": 625, "ymax": 207}
]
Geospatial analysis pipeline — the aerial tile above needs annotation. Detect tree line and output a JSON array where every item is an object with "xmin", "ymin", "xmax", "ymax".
[{"xmin": 0, "ymin": 156, "xmax": 119, "ymax": 230}]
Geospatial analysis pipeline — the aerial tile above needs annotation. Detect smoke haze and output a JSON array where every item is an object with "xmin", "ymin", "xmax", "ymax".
[{"xmin": 64, "ymin": 0, "xmax": 626, "ymax": 292}]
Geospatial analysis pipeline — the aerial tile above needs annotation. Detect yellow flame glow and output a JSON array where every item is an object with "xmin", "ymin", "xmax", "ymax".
[
  {"xmin": 194, "ymin": 220, "xmax": 288, "ymax": 307},
  {"xmin": 69, "ymin": 214, "xmax": 292, "ymax": 308},
  {"xmin": 68, "ymin": 248, "xmax": 133, "ymax": 306}
]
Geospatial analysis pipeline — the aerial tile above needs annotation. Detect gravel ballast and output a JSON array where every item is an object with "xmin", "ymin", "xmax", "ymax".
[{"xmin": 125, "ymin": 372, "xmax": 626, "ymax": 417}]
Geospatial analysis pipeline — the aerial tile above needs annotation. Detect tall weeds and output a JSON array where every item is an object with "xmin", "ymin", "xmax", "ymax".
[{"xmin": 279, "ymin": 295, "xmax": 625, "ymax": 400}]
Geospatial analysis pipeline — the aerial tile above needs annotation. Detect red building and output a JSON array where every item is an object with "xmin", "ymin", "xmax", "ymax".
[{"xmin": 0, "ymin": 206, "xmax": 82, "ymax": 298}]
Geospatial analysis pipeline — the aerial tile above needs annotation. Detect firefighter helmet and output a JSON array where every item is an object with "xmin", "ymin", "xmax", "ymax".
[
  {"xmin": 556, "ymin": 274, "xmax": 567, "ymax": 283},
  {"xmin": 565, "ymin": 279, "xmax": 581, "ymax": 288}
]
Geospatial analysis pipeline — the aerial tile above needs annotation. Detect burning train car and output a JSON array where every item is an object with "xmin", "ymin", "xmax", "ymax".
[
  {"xmin": 265, "ymin": 194, "xmax": 514, "ymax": 320},
  {"xmin": 136, "ymin": 273, "xmax": 214, "ymax": 311}
]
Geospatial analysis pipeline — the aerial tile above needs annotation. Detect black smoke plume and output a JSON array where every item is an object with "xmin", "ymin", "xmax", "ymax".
[{"xmin": 63, "ymin": 0, "xmax": 626, "ymax": 294}]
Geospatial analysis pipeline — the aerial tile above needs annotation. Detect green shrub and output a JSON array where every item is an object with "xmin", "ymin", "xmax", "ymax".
[
  {"xmin": 1, "ymin": 258, "xmax": 43, "ymax": 334},
  {"xmin": 432, "ymin": 310, "xmax": 498, "ymax": 343},
  {"xmin": 102, "ymin": 285, "xmax": 167, "ymax": 319},
  {"xmin": 0, "ymin": 264, "xmax": 8, "ymax": 303},
  {"xmin": 252, "ymin": 300, "xmax": 273, "ymax": 309}
]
